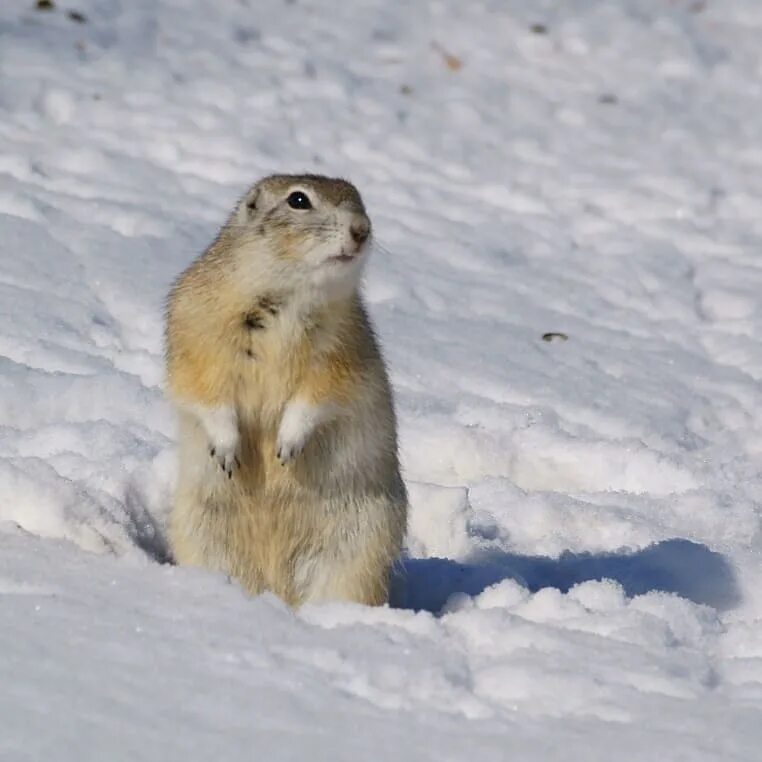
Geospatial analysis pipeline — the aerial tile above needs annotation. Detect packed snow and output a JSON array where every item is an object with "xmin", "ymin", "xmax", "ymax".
[{"xmin": 2, "ymin": 0, "xmax": 762, "ymax": 759}]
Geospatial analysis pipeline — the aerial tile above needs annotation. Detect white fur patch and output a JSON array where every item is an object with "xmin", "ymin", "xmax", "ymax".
[
  {"xmin": 187, "ymin": 403, "xmax": 239, "ymax": 474},
  {"xmin": 276, "ymin": 399, "xmax": 335, "ymax": 464}
]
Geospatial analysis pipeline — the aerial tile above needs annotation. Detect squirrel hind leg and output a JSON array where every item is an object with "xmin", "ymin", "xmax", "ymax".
[{"xmin": 293, "ymin": 549, "xmax": 391, "ymax": 607}]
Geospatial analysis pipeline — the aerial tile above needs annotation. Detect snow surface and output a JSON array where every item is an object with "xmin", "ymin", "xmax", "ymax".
[{"xmin": 2, "ymin": 0, "xmax": 762, "ymax": 759}]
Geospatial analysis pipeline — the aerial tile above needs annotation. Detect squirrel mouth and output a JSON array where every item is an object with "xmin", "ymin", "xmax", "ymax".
[
  {"xmin": 327, "ymin": 242, "xmax": 366, "ymax": 264},
  {"xmin": 329, "ymin": 249, "xmax": 360, "ymax": 263}
]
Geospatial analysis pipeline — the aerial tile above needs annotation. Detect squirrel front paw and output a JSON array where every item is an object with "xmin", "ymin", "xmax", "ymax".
[
  {"xmin": 275, "ymin": 400, "xmax": 332, "ymax": 465},
  {"xmin": 190, "ymin": 404, "xmax": 241, "ymax": 478},
  {"xmin": 276, "ymin": 418, "xmax": 307, "ymax": 464},
  {"xmin": 276, "ymin": 403, "xmax": 313, "ymax": 465},
  {"xmin": 209, "ymin": 443, "xmax": 240, "ymax": 478},
  {"xmin": 276, "ymin": 436, "xmax": 305, "ymax": 465}
]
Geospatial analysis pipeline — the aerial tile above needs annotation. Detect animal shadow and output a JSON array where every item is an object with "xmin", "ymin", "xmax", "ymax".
[{"xmin": 393, "ymin": 538, "xmax": 740, "ymax": 614}]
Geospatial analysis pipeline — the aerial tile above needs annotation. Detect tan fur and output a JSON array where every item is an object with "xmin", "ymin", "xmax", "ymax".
[{"xmin": 165, "ymin": 174, "xmax": 407, "ymax": 607}]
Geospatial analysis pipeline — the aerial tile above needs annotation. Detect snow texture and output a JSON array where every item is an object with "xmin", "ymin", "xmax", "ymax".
[{"xmin": 2, "ymin": 0, "xmax": 762, "ymax": 759}]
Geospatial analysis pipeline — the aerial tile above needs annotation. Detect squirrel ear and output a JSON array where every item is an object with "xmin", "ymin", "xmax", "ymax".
[{"xmin": 245, "ymin": 188, "xmax": 260, "ymax": 213}]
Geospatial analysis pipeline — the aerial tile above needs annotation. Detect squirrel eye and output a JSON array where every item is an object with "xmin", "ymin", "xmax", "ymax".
[{"xmin": 286, "ymin": 191, "xmax": 312, "ymax": 210}]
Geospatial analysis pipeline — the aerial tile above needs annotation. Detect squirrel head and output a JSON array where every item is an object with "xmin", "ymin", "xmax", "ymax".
[{"xmin": 228, "ymin": 174, "xmax": 372, "ymax": 301}]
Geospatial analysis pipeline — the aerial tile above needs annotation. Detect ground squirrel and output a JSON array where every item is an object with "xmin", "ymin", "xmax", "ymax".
[{"xmin": 165, "ymin": 174, "xmax": 407, "ymax": 606}]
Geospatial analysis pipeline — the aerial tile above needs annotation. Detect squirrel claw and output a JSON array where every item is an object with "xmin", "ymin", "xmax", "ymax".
[
  {"xmin": 226, "ymin": 456, "xmax": 241, "ymax": 478},
  {"xmin": 209, "ymin": 446, "xmax": 240, "ymax": 477},
  {"xmin": 276, "ymin": 444, "xmax": 303, "ymax": 465}
]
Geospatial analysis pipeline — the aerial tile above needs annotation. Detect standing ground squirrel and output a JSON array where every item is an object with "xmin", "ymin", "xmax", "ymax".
[{"xmin": 165, "ymin": 174, "xmax": 407, "ymax": 606}]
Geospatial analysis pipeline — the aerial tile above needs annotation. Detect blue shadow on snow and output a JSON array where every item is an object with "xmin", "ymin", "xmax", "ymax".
[{"xmin": 394, "ymin": 539, "xmax": 740, "ymax": 614}]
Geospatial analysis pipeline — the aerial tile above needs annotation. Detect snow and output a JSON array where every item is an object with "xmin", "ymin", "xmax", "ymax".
[{"xmin": 2, "ymin": 0, "xmax": 762, "ymax": 758}]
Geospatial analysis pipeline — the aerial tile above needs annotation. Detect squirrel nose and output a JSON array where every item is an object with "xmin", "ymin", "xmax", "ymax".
[{"xmin": 350, "ymin": 219, "xmax": 370, "ymax": 246}]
